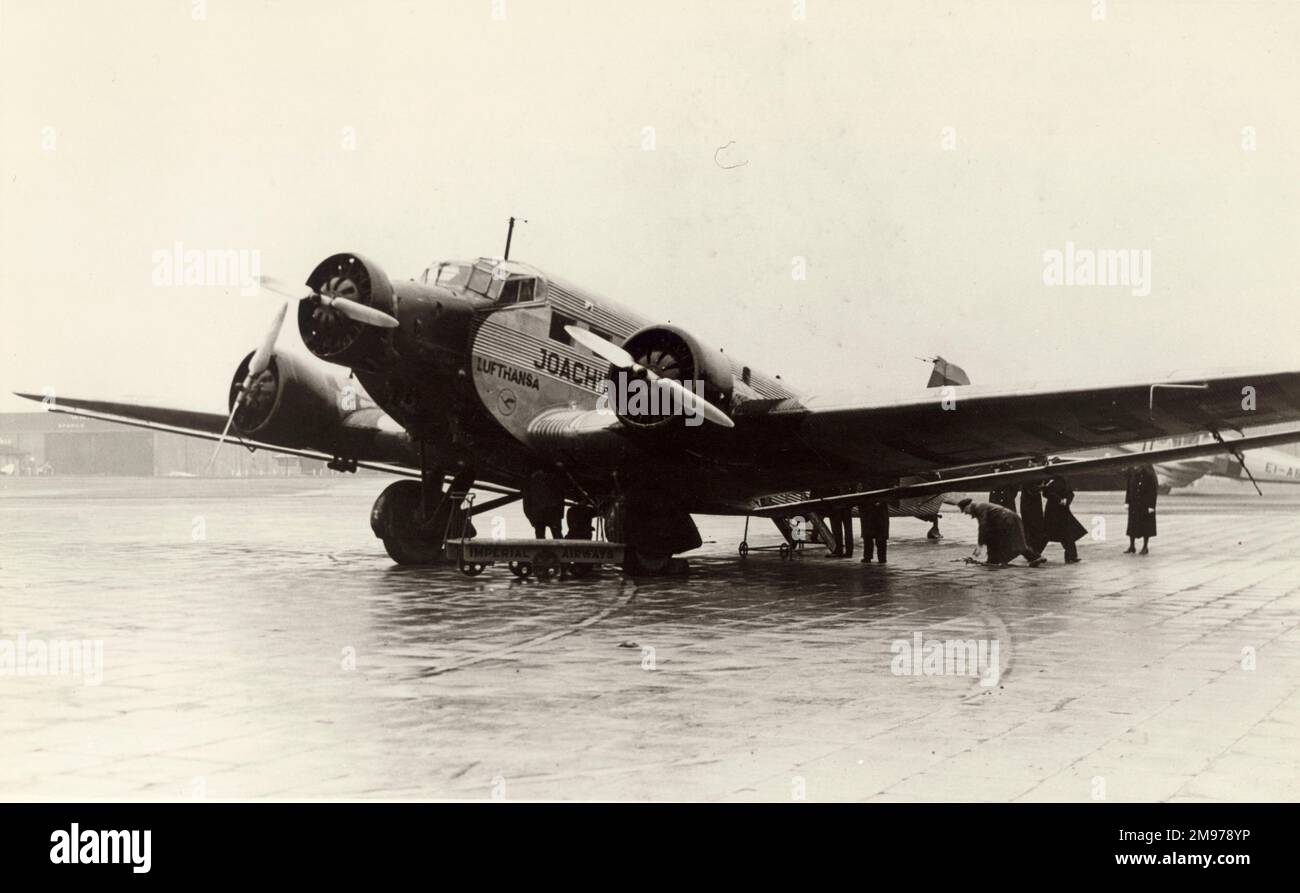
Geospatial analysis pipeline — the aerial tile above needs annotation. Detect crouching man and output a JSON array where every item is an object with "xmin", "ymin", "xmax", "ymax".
[{"xmin": 957, "ymin": 497, "xmax": 1046, "ymax": 567}]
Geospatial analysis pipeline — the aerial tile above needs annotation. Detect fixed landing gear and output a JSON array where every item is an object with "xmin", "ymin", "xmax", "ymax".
[
  {"xmin": 370, "ymin": 479, "xmax": 444, "ymax": 565},
  {"xmin": 370, "ymin": 447, "xmax": 476, "ymax": 565}
]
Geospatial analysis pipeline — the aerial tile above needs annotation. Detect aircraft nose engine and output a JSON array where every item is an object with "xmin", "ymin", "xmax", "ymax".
[{"xmin": 297, "ymin": 253, "xmax": 398, "ymax": 368}]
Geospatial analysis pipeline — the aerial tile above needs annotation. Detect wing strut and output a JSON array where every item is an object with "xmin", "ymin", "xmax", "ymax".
[{"xmin": 1210, "ymin": 428, "xmax": 1263, "ymax": 496}]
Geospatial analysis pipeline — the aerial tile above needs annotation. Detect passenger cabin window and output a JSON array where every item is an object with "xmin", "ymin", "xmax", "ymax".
[{"xmin": 549, "ymin": 311, "xmax": 576, "ymax": 345}]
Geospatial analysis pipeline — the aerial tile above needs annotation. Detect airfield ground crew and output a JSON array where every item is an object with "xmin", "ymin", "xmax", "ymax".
[
  {"xmin": 1042, "ymin": 476, "xmax": 1086, "ymax": 563},
  {"xmin": 957, "ymin": 498, "xmax": 1046, "ymax": 567},
  {"xmin": 565, "ymin": 504, "xmax": 596, "ymax": 540},
  {"xmin": 831, "ymin": 494, "xmax": 855, "ymax": 559},
  {"xmin": 1125, "ymin": 463, "xmax": 1159, "ymax": 554},
  {"xmin": 858, "ymin": 498, "xmax": 890, "ymax": 564},
  {"xmin": 1019, "ymin": 479, "xmax": 1046, "ymax": 553},
  {"xmin": 523, "ymin": 469, "xmax": 565, "ymax": 539},
  {"xmin": 989, "ymin": 483, "xmax": 1019, "ymax": 511}
]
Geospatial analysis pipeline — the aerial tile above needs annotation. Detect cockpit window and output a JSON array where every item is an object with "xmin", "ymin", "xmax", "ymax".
[
  {"xmin": 498, "ymin": 278, "xmax": 537, "ymax": 304},
  {"xmin": 433, "ymin": 263, "xmax": 470, "ymax": 289},
  {"xmin": 427, "ymin": 258, "xmax": 543, "ymax": 304},
  {"xmin": 467, "ymin": 266, "xmax": 494, "ymax": 296}
]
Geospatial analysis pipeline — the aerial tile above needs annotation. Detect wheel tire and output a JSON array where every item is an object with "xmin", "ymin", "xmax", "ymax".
[
  {"xmin": 566, "ymin": 562, "xmax": 595, "ymax": 579},
  {"xmin": 624, "ymin": 549, "xmax": 671, "ymax": 575},
  {"xmin": 509, "ymin": 560, "xmax": 532, "ymax": 579},
  {"xmin": 458, "ymin": 560, "xmax": 486, "ymax": 577},
  {"xmin": 374, "ymin": 480, "xmax": 443, "ymax": 565},
  {"xmin": 533, "ymin": 553, "xmax": 560, "ymax": 581},
  {"xmin": 738, "ymin": 542, "xmax": 749, "ymax": 557}
]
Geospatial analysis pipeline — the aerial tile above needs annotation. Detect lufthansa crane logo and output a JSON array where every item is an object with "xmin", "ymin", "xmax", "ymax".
[{"xmin": 497, "ymin": 388, "xmax": 517, "ymax": 416}]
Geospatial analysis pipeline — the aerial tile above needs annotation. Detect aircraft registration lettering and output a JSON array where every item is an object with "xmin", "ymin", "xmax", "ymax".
[
  {"xmin": 533, "ymin": 347, "xmax": 606, "ymax": 392},
  {"xmin": 475, "ymin": 356, "xmax": 540, "ymax": 390}
]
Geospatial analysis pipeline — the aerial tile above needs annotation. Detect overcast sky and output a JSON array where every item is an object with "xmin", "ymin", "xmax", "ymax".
[{"xmin": 2, "ymin": 0, "xmax": 1298, "ymax": 414}]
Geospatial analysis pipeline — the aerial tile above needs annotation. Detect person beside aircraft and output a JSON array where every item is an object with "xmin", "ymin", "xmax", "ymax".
[
  {"xmin": 858, "ymin": 498, "xmax": 890, "ymax": 564},
  {"xmin": 1041, "ymin": 476, "xmax": 1086, "ymax": 563},
  {"xmin": 989, "ymin": 483, "xmax": 1019, "ymax": 511},
  {"xmin": 1019, "ymin": 479, "xmax": 1046, "ymax": 553},
  {"xmin": 1125, "ymin": 463, "xmax": 1159, "ymax": 554},
  {"xmin": 832, "ymin": 491, "xmax": 855, "ymax": 559},
  {"xmin": 957, "ymin": 498, "xmax": 1047, "ymax": 567},
  {"xmin": 565, "ymin": 504, "xmax": 596, "ymax": 541},
  {"xmin": 811, "ymin": 487, "xmax": 851, "ymax": 557},
  {"xmin": 523, "ymin": 469, "xmax": 565, "ymax": 539}
]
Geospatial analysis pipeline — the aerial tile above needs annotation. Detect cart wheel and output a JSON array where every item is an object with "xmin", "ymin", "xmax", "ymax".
[
  {"xmin": 508, "ymin": 560, "xmax": 532, "ymax": 579},
  {"xmin": 566, "ymin": 562, "xmax": 595, "ymax": 580},
  {"xmin": 779, "ymin": 543, "xmax": 790, "ymax": 560},
  {"xmin": 533, "ymin": 553, "xmax": 560, "ymax": 581},
  {"xmin": 458, "ymin": 560, "xmax": 486, "ymax": 577},
  {"xmin": 739, "ymin": 542, "xmax": 749, "ymax": 557}
]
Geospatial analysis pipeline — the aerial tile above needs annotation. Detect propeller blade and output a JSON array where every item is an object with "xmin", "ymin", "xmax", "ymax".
[
  {"xmin": 324, "ymin": 295, "xmax": 400, "ymax": 328},
  {"xmin": 249, "ymin": 302, "xmax": 288, "ymax": 378},
  {"xmin": 260, "ymin": 275, "xmax": 398, "ymax": 328},
  {"xmin": 205, "ymin": 303, "xmax": 288, "ymax": 475},
  {"xmin": 651, "ymin": 376, "xmax": 735, "ymax": 429},
  {"xmin": 202, "ymin": 394, "xmax": 242, "ymax": 476},
  {"xmin": 257, "ymin": 276, "xmax": 309, "ymax": 301},
  {"xmin": 565, "ymin": 325, "xmax": 638, "ymax": 368}
]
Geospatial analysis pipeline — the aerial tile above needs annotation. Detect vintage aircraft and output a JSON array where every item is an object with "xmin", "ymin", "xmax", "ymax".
[{"xmin": 19, "ymin": 249, "xmax": 1300, "ymax": 572}]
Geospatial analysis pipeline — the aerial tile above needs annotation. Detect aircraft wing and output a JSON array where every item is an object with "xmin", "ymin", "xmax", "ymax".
[
  {"xmin": 745, "ymin": 367, "xmax": 1300, "ymax": 476},
  {"xmin": 751, "ymin": 424, "xmax": 1300, "ymax": 516},
  {"xmin": 11, "ymin": 392, "xmax": 518, "ymax": 494}
]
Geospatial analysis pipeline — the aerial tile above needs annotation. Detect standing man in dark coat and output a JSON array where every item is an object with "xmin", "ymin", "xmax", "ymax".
[
  {"xmin": 564, "ymin": 504, "xmax": 596, "ymax": 540},
  {"xmin": 831, "ymin": 489, "xmax": 855, "ymax": 559},
  {"xmin": 1019, "ymin": 479, "xmax": 1046, "ymax": 553},
  {"xmin": 1042, "ymin": 476, "xmax": 1086, "ymax": 563},
  {"xmin": 858, "ymin": 498, "xmax": 890, "ymax": 564},
  {"xmin": 523, "ymin": 469, "xmax": 565, "ymax": 539},
  {"xmin": 810, "ymin": 488, "xmax": 847, "ymax": 557},
  {"xmin": 1125, "ymin": 463, "xmax": 1159, "ymax": 554},
  {"xmin": 957, "ymin": 498, "xmax": 1045, "ymax": 566},
  {"xmin": 989, "ymin": 483, "xmax": 1019, "ymax": 511}
]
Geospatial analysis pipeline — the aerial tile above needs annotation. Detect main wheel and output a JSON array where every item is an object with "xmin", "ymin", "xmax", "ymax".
[
  {"xmin": 458, "ymin": 560, "xmax": 486, "ymax": 577},
  {"xmin": 372, "ymin": 480, "xmax": 443, "ymax": 565},
  {"xmin": 624, "ymin": 548, "xmax": 671, "ymax": 575},
  {"xmin": 509, "ymin": 560, "xmax": 533, "ymax": 579}
]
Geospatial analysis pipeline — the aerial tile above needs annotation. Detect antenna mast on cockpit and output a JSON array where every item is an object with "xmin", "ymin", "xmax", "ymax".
[{"xmin": 504, "ymin": 216, "xmax": 528, "ymax": 261}]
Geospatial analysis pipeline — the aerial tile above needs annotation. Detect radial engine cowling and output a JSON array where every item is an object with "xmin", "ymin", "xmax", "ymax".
[
  {"xmin": 297, "ymin": 253, "xmax": 395, "ymax": 369},
  {"xmin": 229, "ymin": 350, "xmax": 347, "ymax": 450},
  {"xmin": 610, "ymin": 324, "xmax": 734, "ymax": 429}
]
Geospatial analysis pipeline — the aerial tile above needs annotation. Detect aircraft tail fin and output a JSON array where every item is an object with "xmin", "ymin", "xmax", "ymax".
[{"xmin": 925, "ymin": 356, "xmax": 971, "ymax": 387}]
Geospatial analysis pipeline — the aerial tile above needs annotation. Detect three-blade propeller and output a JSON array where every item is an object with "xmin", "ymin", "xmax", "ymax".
[
  {"xmin": 203, "ymin": 302, "xmax": 288, "ymax": 474},
  {"xmin": 259, "ymin": 275, "xmax": 399, "ymax": 328},
  {"xmin": 565, "ymin": 325, "xmax": 734, "ymax": 428}
]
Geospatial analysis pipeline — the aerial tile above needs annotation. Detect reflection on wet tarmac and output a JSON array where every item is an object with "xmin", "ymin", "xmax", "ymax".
[{"xmin": 2, "ymin": 477, "xmax": 1299, "ymax": 801}]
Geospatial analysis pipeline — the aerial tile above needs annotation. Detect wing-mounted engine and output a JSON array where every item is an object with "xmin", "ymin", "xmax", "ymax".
[
  {"xmin": 297, "ymin": 253, "xmax": 396, "ymax": 370},
  {"xmin": 611, "ymin": 324, "xmax": 734, "ymax": 429},
  {"xmin": 228, "ymin": 350, "xmax": 351, "ymax": 450}
]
